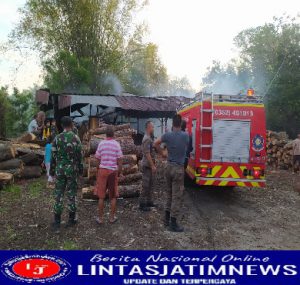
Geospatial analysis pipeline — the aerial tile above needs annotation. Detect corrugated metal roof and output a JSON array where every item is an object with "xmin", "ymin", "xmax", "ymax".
[
  {"xmin": 35, "ymin": 89, "xmax": 191, "ymax": 113},
  {"xmin": 115, "ymin": 96, "xmax": 189, "ymax": 112},
  {"xmin": 71, "ymin": 95, "xmax": 121, "ymax": 108}
]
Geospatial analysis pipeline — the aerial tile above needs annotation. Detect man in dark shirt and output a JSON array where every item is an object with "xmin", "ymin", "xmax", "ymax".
[{"xmin": 154, "ymin": 114, "xmax": 189, "ymax": 232}]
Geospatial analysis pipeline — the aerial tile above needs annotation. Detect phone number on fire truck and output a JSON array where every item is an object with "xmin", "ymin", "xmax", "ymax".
[{"xmin": 214, "ymin": 109, "xmax": 254, "ymax": 117}]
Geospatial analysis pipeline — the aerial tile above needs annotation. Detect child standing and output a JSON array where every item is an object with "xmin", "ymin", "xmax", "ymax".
[
  {"xmin": 50, "ymin": 119, "xmax": 58, "ymax": 140},
  {"xmin": 45, "ymin": 138, "xmax": 54, "ymax": 187}
]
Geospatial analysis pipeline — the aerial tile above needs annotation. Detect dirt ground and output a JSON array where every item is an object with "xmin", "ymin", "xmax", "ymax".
[{"xmin": 0, "ymin": 168, "xmax": 299, "ymax": 250}]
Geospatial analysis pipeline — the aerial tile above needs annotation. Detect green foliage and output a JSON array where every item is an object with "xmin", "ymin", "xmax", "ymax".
[
  {"xmin": 13, "ymin": 0, "xmax": 147, "ymax": 93},
  {"xmin": 10, "ymin": 0, "xmax": 193, "ymax": 96},
  {"xmin": 6, "ymin": 88, "xmax": 38, "ymax": 137},
  {"xmin": 28, "ymin": 181, "xmax": 45, "ymax": 197},
  {"xmin": 44, "ymin": 51, "xmax": 93, "ymax": 93},
  {"xmin": 202, "ymin": 16, "xmax": 300, "ymax": 137},
  {"xmin": 3, "ymin": 184, "xmax": 21, "ymax": 199},
  {"xmin": 0, "ymin": 87, "xmax": 10, "ymax": 138},
  {"xmin": 124, "ymin": 41, "xmax": 169, "ymax": 95}
]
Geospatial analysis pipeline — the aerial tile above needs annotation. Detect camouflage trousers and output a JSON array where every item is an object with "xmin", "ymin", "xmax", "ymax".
[
  {"xmin": 54, "ymin": 174, "xmax": 78, "ymax": 215},
  {"xmin": 140, "ymin": 166, "xmax": 154, "ymax": 205},
  {"xmin": 165, "ymin": 163, "xmax": 184, "ymax": 219}
]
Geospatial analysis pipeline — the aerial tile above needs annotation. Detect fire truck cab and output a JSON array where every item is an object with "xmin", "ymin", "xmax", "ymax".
[{"xmin": 178, "ymin": 92, "xmax": 266, "ymax": 187}]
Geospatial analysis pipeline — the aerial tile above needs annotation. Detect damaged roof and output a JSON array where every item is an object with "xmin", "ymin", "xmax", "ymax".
[{"xmin": 36, "ymin": 90, "xmax": 191, "ymax": 117}]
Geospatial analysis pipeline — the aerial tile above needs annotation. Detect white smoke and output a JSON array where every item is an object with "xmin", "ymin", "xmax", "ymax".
[{"xmin": 101, "ymin": 73, "xmax": 124, "ymax": 95}]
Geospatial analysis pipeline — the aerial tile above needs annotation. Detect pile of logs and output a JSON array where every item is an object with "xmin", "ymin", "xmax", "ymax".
[
  {"xmin": 82, "ymin": 123, "xmax": 142, "ymax": 200},
  {"xmin": 266, "ymin": 131, "xmax": 294, "ymax": 170},
  {"xmin": 0, "ymin": 137, "xmax": 44, "ymax": 189}
]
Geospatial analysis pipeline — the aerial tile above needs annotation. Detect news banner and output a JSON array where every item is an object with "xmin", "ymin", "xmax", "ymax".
[{"xmin": 0, "ymin": 251, "xmax": 300, "ymax": 285}]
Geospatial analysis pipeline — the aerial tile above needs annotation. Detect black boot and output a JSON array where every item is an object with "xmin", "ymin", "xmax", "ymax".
[
  {"xmin": 164, "ymin": 211, "xmax": 170, "ymax": 227},
  {"xmin": 146, "ymin": 201, "xmax": 156, "ymax": 208},
  {"xmin": 169, "ymin": 217, "xmax": 184, "ymax": 232},
  {"xmin": 139, "ymin": 203, "xmax": 151, "ymax": 212},
  {"xmin": 65, "ymin": 212, "xmax": 77, "ymax": 228},
  {"xmin": 52, "ymin": 214, "xmax": 61, "ymax": 233}
]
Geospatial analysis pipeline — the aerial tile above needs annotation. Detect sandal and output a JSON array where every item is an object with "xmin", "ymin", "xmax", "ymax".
[
  {"xmin": 96, "ymin": 217, "xmax": 104, "ymax": 225},
  {"xmin": 109, "ymin": 217, "xmax": 118, "ymax": 224}
]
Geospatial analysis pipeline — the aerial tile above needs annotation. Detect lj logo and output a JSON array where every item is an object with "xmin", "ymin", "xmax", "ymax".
[{"xmin": 1, "ymin": 255, "xmax": 71, "ymax": 283}]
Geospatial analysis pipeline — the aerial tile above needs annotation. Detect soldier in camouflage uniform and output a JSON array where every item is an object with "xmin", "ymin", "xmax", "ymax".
[
  {"xmin": 50, "ymin": 116, "xmax": 83, "ymax": 231},
  {"xmin": 139, "ymin": 121, "xmax": 156, "ymax": 212}
]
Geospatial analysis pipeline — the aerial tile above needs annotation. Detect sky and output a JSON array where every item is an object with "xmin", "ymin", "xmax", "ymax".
[{"xmin": 0, "ymin": 0, "xmax": 299, "ymax": 91}]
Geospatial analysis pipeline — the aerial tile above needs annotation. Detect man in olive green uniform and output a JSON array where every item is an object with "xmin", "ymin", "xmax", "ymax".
[
  {"xmin": 139, "ymin": 121, "xmax": 156, "ymax": 212},
  {"xmin": 50, "ymin": 116, "xmax": 83, "ymax": 231},
  {"xmin": 154, "ymin": 115, "xmax": 189, "ymax": 232}
]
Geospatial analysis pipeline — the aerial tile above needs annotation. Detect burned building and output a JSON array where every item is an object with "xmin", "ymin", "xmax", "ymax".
[{"xmin": 35, "ymin": 89, "xmax": 191, "ymax": 139}]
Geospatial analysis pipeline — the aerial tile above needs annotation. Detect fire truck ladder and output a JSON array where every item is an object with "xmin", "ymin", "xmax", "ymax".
[{"xmin": 200, "ymin": 92, "xmax": 214, "ymax": 162}]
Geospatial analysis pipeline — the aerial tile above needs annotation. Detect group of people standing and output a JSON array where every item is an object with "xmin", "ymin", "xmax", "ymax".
[
  {"xmin": 28, "ymin": 111, "xmax": 58, "ymax": 141},
  {"xmin": 45, "ymin": 113, "xmax": 300, "ymax": 234},
  {"xmin": 139, "ymin": 115, "xmax": 190, "ymax": 232},
  {"xmin": 48, "ymin": 114, "xmax": 191, "ymax": 233}
]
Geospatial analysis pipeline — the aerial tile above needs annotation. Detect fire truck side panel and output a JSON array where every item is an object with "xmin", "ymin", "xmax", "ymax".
[{"xmin": 179, "ymin": 102, "xmax": 267, "ymax": 188}]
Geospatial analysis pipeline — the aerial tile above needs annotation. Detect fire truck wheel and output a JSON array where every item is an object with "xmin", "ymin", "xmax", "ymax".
[{"xmin": 184, "ymin": 172, "xmax": 195, "ymax": 187}]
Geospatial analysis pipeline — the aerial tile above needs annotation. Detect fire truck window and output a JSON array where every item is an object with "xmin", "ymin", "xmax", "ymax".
[{"xmin": 212, "ymin": 120, "xmax": 250, "ymax": 163}]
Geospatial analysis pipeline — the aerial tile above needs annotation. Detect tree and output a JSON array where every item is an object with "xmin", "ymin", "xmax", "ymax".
[
  {"xmin": 0, "ymin": 87, "xmax": 10, "ymax": 138},
  {"xmin": 234, "ymin": 16, "xmax": 300, "ymax": 136},
  {"xmin": 202, "ymin": 16, "xmax": 300, "ymax": 136},
  {"xmin": 11, "ymin": 0, "xmax": 147, "ymax": 93},
  {"xmin": 202, "ymin": 60, "xmax": 252, "ymax": 95},
  {"xmin": 167, "ymin": 77, "xmax": 194, "ymax": 97},
  {"xmin": 10, "ymin": 0, "xmax": 194, "ymax": 97},
  {"xmin": 124, "ymin": 41, "xmax": 169, "ymax": 96},
  {"xmin": 6, "ymin": 88, "xmax": 38, "ymax": 137}
]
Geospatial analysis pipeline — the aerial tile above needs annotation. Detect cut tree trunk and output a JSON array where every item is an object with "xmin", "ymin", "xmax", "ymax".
[
  {"xmin": 15, "ymin": 148, "xmax": 44, "ymax": 159},
  {"xmin": 19, "ymin": 153, "xmax": 43, "ymax": 166},
  {"xmin": 20, "ymin": 166, "xmax": 42, "ymax": 179},
  {"xmin": 17, "ymin": 132, "xmax": 36, "ymax": 143},
  {"xmin": 89, "ymin": 137, "xmax": 136, "ymax": 155},
  {"xmin": 114, "ymin": 123, "xmax": 131, "ymax": 131},
  {"xmin": 122, "ymin": 165, "xmax": 138, "ymax": 175},
  {"xmin": 0, "ymin": 144, "xmax": 16, "ymax": 162},
  {"xmin": 82, "ymin": 177, "xmax": 95, "ymax": 187},
  {"xmin": 122, "ymin": 154, "xmax": 137, "ymax": 165},
  {"xmin": 120, "ymin": 142, "xmax": 137, "ymax": 155},
  {"xmin": 89, "ymin": 156, "xmax": 99, "ymax": 168},
  {"xmin": 12, "ymin": 142, "xmax": 41, "ymax": 150},
  {"xmin": 88, "ymin": 166, "xmax": 97, "ymax": 179},
  {"xmin": 266, "ymin": 130, "xmax": 293, "ymax": 169},
  {"xmin": 0, "ymin": 172, "xmax": 14, "ymax": 188},
  {"xmin": 82, "ymin": 183, "xmax": 141, "ymax": 200},
  {"xmin": 2, "ymin": 168, "xmax": 22, "ymax": 178},
  {"xmin": 118, "ymin": 184, "xmax": 141, "ymax": 198},
  {"xmin": 119, "ymin": 172, "xmax": 142, "ymax": 185},
  {"xmin": 0, "ymin": 159, "xmax": 23, "ymax": 170},
  {"xmin": 89, "ymin": 127, "xmax": 108, "ymax": 135}
]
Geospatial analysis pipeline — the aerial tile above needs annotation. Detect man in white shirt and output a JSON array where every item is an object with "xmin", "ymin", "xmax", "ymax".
[{"xmin": 28, "ymin": 115, "xmax": 38, "ymax": 133}]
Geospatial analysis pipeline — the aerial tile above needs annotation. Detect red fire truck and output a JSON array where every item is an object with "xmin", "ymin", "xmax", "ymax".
[{"xmin": 178, "ymin": 92, "xmax": 266, "ymax": 187}]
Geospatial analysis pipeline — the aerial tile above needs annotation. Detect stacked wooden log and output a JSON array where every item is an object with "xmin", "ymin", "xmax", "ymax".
[
  {"xmin": 0, "ymin": 138, "xmax": 44, "ymax": 188},
  {"xmin": 266, "ymin": 131, "xmax": 294, "ymax": 170},
  {"xmin": 82, "ymin": 123, "xmax": 142, "ymax": 200}
]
